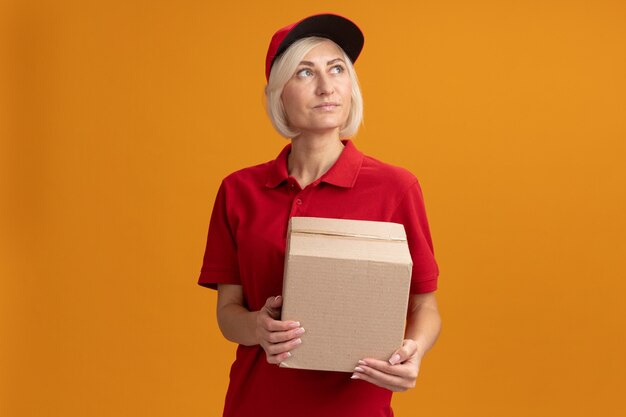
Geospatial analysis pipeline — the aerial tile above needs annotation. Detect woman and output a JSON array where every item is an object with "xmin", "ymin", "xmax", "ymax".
[{"xmin": 198, "ymin": 13, "xmax": 441, "ymax": 417}]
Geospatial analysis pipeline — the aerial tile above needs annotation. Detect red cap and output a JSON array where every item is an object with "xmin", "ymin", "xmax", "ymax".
[{"xmin": 265, "ymin": 13, "xmax": 364, "ymax": 81}]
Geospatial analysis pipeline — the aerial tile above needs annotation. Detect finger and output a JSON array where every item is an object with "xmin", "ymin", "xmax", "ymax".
[
  {"xmin": 352, "ymin": 363, "xmax": 414, "ymax": 392},
  {"xmin": 266, "ymin": 351, "xmax": 292, "ymax": 365},
  {"xmin": 358, "ymin": 358, "xmax": 417, "ymax": 380},
  {"xmin": 351, "ymin": 371, "xmax": 396, "ymax": 391},
  {"xmin": 265, "ymin": 326, "xmax": 306, "ymax": 344},
  {"xmin": 388, "ymin": 339, "xmax": 418, "ymax": 365},
  {"xmin": 262, "ymin": 317, "xmax": 301, "ymax": 332},
  {"xmin": 350, "ymin": 368, "xmax": 399, "ymax": 392},
  {"xmin": 264, "ymin": 336, "xmax": 303, "ymax": 356}
]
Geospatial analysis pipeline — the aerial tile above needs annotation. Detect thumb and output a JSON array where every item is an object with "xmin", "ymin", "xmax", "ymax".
[
  {"xmin": 270, "ymin": 295, "xmax": 283, "ymax": 309},
  {"xmin": 388, "ymin": 339, "xmax": 418, "ymax": 365},
  {"xmin": 265, "ymin": 295, "xmax": 283, "ymax": 312}
]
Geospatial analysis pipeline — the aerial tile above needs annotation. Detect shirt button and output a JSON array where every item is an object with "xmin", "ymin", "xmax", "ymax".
[{"xmin": 296, "ymin": 198, "xmax": 302, "ymax": 205}]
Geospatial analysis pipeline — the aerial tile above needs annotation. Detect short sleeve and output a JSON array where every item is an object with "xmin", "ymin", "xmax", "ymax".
[
  {"xmin": 197, "ymin": 181, "xmax": 241, "ymax": 290},
  {"xmin": 391, "ymin": 180, "xmax": 439, "ymax": 294}
]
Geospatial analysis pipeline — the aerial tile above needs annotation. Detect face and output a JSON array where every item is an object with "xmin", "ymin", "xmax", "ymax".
[{"xmin": 281, "ymin": 40, "xmax": 352, "ymax": 136}]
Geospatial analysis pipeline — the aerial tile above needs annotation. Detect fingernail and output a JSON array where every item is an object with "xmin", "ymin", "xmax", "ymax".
[
  {"xmin": 274, "ymin": 296, "xmax": 281, "ymax": 302},
  {"xmin": 358, "ymin": 360, "xmax": 367, "ymax": 366},
  {"xmin": 351, "ymin": 373, "xmax": 360, "ymax": 379},
  {"xmin": 354, "ymin": 366, "xmax": 364, "ymax": 372},
  {"xmin": 389, "ymin": 354, "xmax": 401, "ymax": 365},
  {"xmin": 285, "ymin": 352, "xmax": 291, "ymax": 358},
  {"xmin": 289, "ymin": 321, "xmax": 300, "ymax": 328},
  {"xmin": 294, "ymin": 327, "xmax": 305, "ymax": 335},
  {"xmin": 294, "ymin": 338, "xmax": 302, "ymax": 345}
]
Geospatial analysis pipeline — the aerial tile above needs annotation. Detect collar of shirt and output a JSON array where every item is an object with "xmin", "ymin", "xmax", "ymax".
[{"xmin": 265, "ymin": 139, "xmax": 364, "ymax": 189}]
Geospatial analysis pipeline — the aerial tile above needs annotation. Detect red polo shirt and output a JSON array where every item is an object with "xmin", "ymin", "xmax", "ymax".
[{"xmin": 199, "ymin": 140, "xmax": 438, "ymax": 417}]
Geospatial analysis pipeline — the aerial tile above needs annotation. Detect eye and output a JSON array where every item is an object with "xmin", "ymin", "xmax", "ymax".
[
  {"xmin": 296, "ymin": 68, "xmax": 313, "ymax": 78},
  {"xmin": 330, "ymin": 65, "xmax": 345, "ymax": 74}
]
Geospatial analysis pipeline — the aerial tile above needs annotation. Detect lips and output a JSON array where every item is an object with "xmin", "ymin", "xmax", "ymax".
[{"xmin": 314, "ymin": 102, "xmax": 340, "ymax": 110}]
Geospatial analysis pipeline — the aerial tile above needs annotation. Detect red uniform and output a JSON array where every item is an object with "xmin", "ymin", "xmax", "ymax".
[{"xmin": 198, "ymin": 140, "xmax": 439, "ymax": 417}]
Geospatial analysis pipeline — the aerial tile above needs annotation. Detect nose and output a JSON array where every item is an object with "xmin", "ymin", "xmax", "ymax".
[{"xmin": 315, "ymin": 73, "xmax": 334, "ymax": 96}]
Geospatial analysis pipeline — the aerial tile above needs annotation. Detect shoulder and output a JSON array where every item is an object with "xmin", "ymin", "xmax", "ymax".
[
  {"xmin": 359, "ymin": 153, "xmax": 419, "ymax": 191},
  {"xmin": 221, "ymin": 160, "xmax": 272, "ymax": 188}
]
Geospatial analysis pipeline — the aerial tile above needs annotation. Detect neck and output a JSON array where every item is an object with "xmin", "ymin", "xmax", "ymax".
[{"xmin": 288, "ymin": 131, "xmax": 345, "ymax": 188}]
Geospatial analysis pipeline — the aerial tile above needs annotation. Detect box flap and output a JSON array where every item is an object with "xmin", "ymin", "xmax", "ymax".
[
  {"xmin": 288, "ymin": 217, "xmax": 412, "ymax": 264},
  {"xmin": 290, "ymin": 217, "xmax": 407, "ymax": 242}
]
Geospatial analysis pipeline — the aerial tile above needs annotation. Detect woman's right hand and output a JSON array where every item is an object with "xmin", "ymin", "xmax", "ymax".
[{"xmin": 255, "ymin": 295, "xmax": 305, "ymax": 364}]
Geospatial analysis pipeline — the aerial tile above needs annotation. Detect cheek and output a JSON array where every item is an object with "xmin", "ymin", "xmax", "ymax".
[
  {"xmin": 280, "ymin": 91, "xmax": 292, "ymax": 111},
  {"xmin": 341, "ymin": 88, "xmax": 352, "ymax": 116},
  {"xmin": 281, "ymin": 87, "xmax": 304, "ymax": 114},
  {"xmin": 339, "ymin": 81, "xmax": 352, "ymax": 107}
]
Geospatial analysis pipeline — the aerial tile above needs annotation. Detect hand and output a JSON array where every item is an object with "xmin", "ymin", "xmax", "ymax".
[
  {"xmin": 255, "ymin": 295, "xmax": 305, "ymax": 364},
  {"xmin": 351, "ymin": 339, "xmax": 422, "ymax": 392}
]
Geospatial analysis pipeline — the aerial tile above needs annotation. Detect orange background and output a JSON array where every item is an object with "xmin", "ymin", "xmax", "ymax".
[{"xmin": 1, "ymin": 1, "xmax": 625, "ymax": 416}]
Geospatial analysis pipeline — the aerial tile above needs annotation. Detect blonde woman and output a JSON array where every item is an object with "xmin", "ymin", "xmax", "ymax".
[{"xmin": 198, "ymin": 14, "xmax": 441, "ymax": 417}]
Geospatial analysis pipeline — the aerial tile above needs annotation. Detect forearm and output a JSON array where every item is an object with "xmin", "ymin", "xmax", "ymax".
[
  {"xmin": 217, "ymin": 302, "xmax": 259, "ymax": 346},
  {"xmin": 404, "ymin": 297, "xmax": 442, "ymax": 358}
]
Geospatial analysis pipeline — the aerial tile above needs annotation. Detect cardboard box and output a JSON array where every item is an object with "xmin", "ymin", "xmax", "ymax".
[{"xmin": 280, "ymin": 217, "xmax": 413, "ymax": 372}]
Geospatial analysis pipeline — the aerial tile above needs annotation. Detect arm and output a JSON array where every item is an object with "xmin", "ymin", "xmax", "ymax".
[
  {"xmin": 216, "ymin": 284, "xmax": 305, "ymax": 363},
  {"xmin": 352, "ymin": 292, "xmax": 442, "ymax": 391},
  {"xmin": 216, "ymin": 283, "xmax": 258, "ymax": 346},
  {"xmin": 403, "ymin": 292, "xmax": 442, "ymax": 360}
]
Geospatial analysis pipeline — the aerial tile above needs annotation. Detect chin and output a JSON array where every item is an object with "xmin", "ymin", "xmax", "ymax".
[{"xmin": 312, "ymin": 118, "xmax": 348, "ymax": 131}]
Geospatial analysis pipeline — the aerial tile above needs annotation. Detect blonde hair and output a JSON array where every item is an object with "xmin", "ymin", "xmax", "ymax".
[{"xmin": 265, "ymin": 37, "xmax": 364, "ymax": 138}]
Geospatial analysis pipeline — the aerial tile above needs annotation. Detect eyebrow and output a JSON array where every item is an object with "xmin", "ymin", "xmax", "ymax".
[{"xmin": 298, "ymin": 58, "xmax": 346, "ymax": 67}]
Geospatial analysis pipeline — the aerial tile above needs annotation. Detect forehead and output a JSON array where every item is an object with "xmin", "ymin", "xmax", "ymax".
[{"xmin": 301, "ymin": 39, "xmax": 345, "ymax": 62}]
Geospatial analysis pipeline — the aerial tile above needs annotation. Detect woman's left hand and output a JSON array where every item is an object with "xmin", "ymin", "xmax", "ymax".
[{"xmin": 351, "ymin": 339, "xmax": 422, "ymax": 392}]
